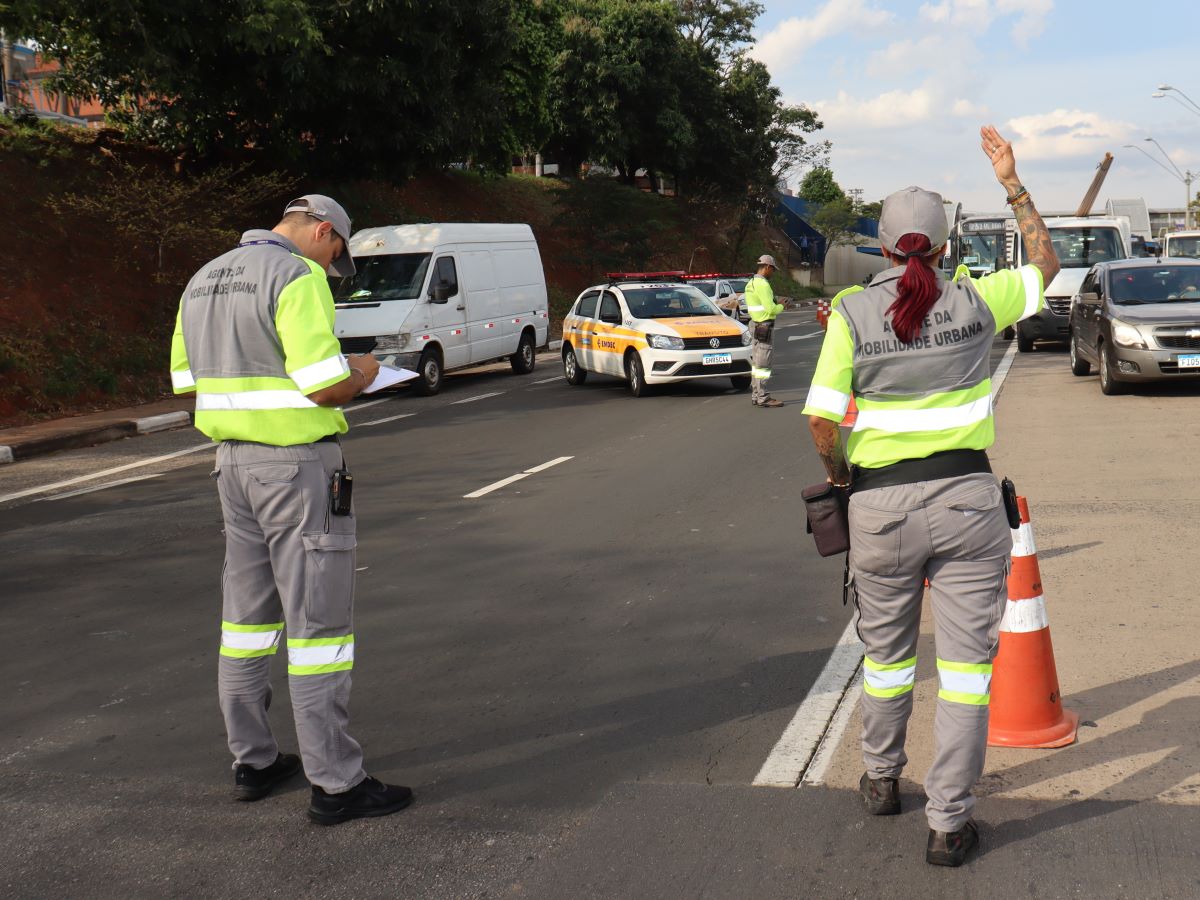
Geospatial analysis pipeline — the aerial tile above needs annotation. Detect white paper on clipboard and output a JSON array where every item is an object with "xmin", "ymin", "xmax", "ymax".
[{"xmin": 363, "ymin": 366, "xmax": 418, "ymax": 393}]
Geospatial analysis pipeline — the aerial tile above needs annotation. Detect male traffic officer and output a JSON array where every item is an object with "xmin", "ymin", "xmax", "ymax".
[
  {"xmin": 170, "ymin": 194, "xmax": 414, "ymax": 825},
  {"xmin": 744, "ymin": 254, "xmax": 785, "ymax": 407}
]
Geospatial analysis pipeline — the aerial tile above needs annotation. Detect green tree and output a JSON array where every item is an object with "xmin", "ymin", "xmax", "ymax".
[
  {"xmin": 811, "ymin": 197, "xmax": 865, "ymax": 262},
  {"xmin": 676, "ymin": 0, "xmax": 763, "ymax": 58},
  {"xmin": 859, "ymin": 200, "xmax": 883, "ymax": 221},
  {"xmin": 0, "ymin": 0, "xmax": 556, "ymax": 175},
  {"xmin": 798, "ymin": 166, "xmax": 846, "ymax": 205}
]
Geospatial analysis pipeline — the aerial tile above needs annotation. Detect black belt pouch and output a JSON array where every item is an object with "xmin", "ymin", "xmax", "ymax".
[
  {"xmin": 803, "ymin": 482, "xmax": 851, "ymax": 557},
  {"xmin": 753, "ymin": 321, "xmax": 773, "ymax": 342}
]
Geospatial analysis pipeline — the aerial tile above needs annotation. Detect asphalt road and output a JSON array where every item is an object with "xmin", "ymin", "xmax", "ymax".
[{"xmin": 0, "ymin": 310, "xmax": 1022, "ymax": 898}]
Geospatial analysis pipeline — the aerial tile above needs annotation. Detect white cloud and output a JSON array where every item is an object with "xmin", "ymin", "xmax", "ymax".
[
  {"xmin": 810, "ymin": 84, "xmax": 987, "ymax": 130},
  {"xmin": 997, "ymin": 0, "xmax": 1053, "ymax": 43},
  {"xmin": 1005, "ymin": 109, "xmax": 1135, "ymax": 159},
  {"xmin": 919, "ymin": 0, "xmax": 1052, "ymax": 44},
  {"xmin": 750, "ymin": 0, "xmax": 894, "ymax": 74}
]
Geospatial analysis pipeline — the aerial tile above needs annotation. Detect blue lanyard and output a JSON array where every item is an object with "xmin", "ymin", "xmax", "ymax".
[{"xmin": 238, "ymin": 239, "xmax": 293, "ymax": 251}]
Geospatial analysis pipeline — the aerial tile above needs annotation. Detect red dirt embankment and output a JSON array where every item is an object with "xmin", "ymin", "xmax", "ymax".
[{"xmin": 1, "ymin": 122, "xmax": 745, "ymax": 427}]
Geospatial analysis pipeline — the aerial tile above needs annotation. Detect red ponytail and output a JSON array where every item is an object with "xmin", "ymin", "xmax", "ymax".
[{"xmin": 886, "ymin": 233, "xmax": 940, "ymax": 344}]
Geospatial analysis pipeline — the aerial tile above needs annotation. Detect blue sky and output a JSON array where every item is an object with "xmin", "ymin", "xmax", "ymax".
[{"xmin": 750, "ymin": 0, "xmax": 1200, "ymax": 214}]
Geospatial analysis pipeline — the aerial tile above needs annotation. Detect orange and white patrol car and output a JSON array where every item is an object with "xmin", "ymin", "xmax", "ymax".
[{"xmin": 561, "ymin": 272, "xmax": 752, "ymax": 396}]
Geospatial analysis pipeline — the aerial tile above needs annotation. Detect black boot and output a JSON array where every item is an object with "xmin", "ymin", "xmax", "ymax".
[
  {"xmin": 234, "ymin": 752, "xmax": 302, "ymax": 801},
  {"xmin": 859, "ymin": 771, "xmax": 901, "ymax": 816},
  {"xmin": 308, "ymin": 776, "xmax": 414, "ymax": 826},
  {"xmin": 926, "ymin": 820, "xmax": 979, "ymax": 867}
]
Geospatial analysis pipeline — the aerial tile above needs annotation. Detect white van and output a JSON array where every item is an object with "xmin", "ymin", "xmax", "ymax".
[{"xmin": 332, "ymin": 223, "xmax": 549, "ymax": 395}]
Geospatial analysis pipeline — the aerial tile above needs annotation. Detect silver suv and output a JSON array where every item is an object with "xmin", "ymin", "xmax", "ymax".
[{"xmin": 1068, "ymin": 258, "xmax": 1200, "ymax": 394}]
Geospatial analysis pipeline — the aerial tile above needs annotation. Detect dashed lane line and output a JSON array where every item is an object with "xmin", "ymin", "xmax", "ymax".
[
  {"xmin": 787, "ymin": 331, "xmax": 825, "ymax": 342},
  {"xmin": 531, "ymin": 376, "xmax": 561, "ymax": 385},
  {"xmin": 463, "ymin": 456, "xmax": 574, "ymax": 499},
  {"xmin": 451, "ymin": 391, "xmax": 506, "ymax": 405},
  {"xmin": 358, "ymin": 413, "xmax": 416, "ymax": 428}
]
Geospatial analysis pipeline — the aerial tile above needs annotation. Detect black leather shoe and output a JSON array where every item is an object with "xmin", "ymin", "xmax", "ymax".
[
  {"xmin": 234, "ymin": 752, "xmax": 302, "ymax": 801},
  {"xmin": 926, "ymin": 819, "xmax": 980, "ymax": 867},
  {"xmin": 308, "ymin": 776, "xmax": 414, "ymax": 826},
  {"xmin": 859, "ymin": 771, "xmax": 901, "ymax": 816}
]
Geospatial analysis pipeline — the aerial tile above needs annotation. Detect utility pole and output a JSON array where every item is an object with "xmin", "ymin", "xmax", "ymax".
[{"xmin": 848, "ymin": 187, "xmax": 864, "ymax": 211}]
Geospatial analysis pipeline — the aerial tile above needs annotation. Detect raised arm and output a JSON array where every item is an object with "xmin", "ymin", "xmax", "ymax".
[{"xmin": 980, "ymin": 125, "xmax": 1060, "ymax": 286}]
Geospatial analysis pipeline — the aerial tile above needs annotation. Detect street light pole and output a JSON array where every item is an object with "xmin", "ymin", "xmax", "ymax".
[
  {"xmin": 1158, "ymin": 84, "xmax": 1200, "ymax": 117},
  {"xmin": 1124, "ymin": 143, "xmax": 1193, "ymax": 230}
]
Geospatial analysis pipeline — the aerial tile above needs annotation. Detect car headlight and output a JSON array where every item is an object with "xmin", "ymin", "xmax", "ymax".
[
  {"xmin": 1110, "ymin": 319, "xmax": 1146, "ymax": 350},
  {"xmin": 647, "ymin": 333, "xmax": 685, "ymax": 350},
  {"xmin": 373, "ymin": 333, "xmax": 410, "ymax": 353},
  {"xmin": 741, "ymin": 330, "xmax": 752, "ymax": 346}
]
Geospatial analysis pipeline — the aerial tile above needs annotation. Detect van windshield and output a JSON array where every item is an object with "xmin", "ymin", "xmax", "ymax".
[
  {"xmin": 1166, "ymin": 236, "xmax": 1200, "ymax": 259},
  {"xmin": 1048, "ymin": 227, "xmax": 1122, "ymax": 268},
  {"xmin": 330, "ymin": 253, "xmax": 431, "ymax": 302},
  {"xmin": 623, "ymin": 286, "xmax": 723, "ymax": 318},
  {"xmin": 1108, "ymin": 266, "xmax": 1200, "ymax": 304}
]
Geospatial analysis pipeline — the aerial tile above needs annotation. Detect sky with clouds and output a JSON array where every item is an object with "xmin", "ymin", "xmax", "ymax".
[{"xmin": 750, "ymin": 0, "xmax": 1199, "ymax": 214}]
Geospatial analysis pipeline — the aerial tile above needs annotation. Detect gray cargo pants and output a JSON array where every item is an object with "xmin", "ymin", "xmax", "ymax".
[
  {"xmin": 213, "ymin": 439, "xmax": 366, "ymax": 793},
  {"xmin": 751, "ymin": 321, "xmax": 774, "ymax": 404},
  {"xmin": 848, "ymin": 473, "xmax": 1011, "ymax": 832}
]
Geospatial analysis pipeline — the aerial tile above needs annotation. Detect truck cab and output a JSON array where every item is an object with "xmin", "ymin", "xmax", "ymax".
[
  {"xmin": 1163, "ymin": 231, "xmax": 1200, "ymax": 259},
  {"xmin": 1014, "ymin": 216, "xmax": 1131, "ymax": 352}
]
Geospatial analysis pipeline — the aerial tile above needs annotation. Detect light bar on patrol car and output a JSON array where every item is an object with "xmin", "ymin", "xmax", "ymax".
[{"xmin": 604, "ymin": 271, "xmax": 686, "ymax": 283}]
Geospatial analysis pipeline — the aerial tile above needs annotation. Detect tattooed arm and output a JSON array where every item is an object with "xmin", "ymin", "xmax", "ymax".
[
  {"xmin": 809, "ymin": 416, "xmax": 851, "ymax": 486},
  {"xmin": 980, "ymin": 124, "xmax": 1060, "ymax": 285}
]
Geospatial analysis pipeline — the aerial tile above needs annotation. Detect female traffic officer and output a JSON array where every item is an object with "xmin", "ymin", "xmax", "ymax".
[{"xmin": 802, "ymin": 126, "xmax": 1059, "ymax": 867}]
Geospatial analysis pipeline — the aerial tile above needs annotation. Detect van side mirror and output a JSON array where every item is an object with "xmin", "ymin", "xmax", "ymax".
[
  {"xmin": 430, "ymin": 282, "xmax": 452, "ymax": 304},
  {"xmin": 1078, "ymin": 291, "xmax": 1100, "ymax": 305}
]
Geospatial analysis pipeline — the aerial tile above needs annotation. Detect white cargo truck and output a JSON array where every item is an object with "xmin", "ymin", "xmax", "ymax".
[{"xmin": 331, "ymin": 223, "xmax": 549, "ymax": 395}]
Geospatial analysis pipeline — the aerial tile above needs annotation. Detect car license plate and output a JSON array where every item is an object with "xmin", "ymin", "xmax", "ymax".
[
  {"xmin": 1180, "ymin": 354, "xmax": 1200, "ymax": 369},
  {"xmin": 702, "ymin": 352, "xmax": 732, "ymax": 366}
]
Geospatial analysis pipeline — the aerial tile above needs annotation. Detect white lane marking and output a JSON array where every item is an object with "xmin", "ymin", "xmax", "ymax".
[
  {"xmin": 35, "ymin": 473, "xmax": 163, "ymax": 502},
  {"xmin": 0, "ymin": 442, "xmax": 216, "ymax": 505},
  {"xmin": 463, "ymin": 456, "xmax": 575, "ymax": 499},
  {"xmin": 464, "ymin": 473, "xmax": 529, "ymax": 499},
  {"xmin": 451, "ymin": 392, "xmax": 505, "ymax": 405},
  {"xmin": 788, "ymin": 332, "xmax": 825, "ymax": 342},
  {"xmin": 803, "ymin": 670, "xmax": 863, "ymax": 786},
  {"xmin": 358, "ymin": 413, "xmax": 416, "ymax": 427},
  {"xmin": 991, "ymin": 340, "xmax": 1019, "ymax": 400},
  {"xmin": 531, "ymin": 376, "xmax": 560, "ymax": 385},
  {"xmin": 758, "ymin": 338, "xmax": 1023, "ymax": 788},
  {"xmin": 753, "ymin": 619, "xmax": 863, "ymax": 787},
  {"xmin": 346, "ymin": 397, "xmax": 392, "ymax": 413},
  {"xmin": 524, "ymin": 455, "xmax": 573, "ymax": 474}
]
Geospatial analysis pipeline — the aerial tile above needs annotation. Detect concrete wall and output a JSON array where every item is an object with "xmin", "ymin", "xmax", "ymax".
[{"xmin": 822, "ymin": 238, "xmax": 889, "ymax": 287}]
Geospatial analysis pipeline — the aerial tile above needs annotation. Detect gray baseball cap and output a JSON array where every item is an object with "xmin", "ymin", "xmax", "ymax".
[
  {"xmin": 283, "ymin": 194, "xmax": 356, "ymax": 277},
  {"xmin": 878, "ymin": 186, "xmax": 949, "ymax": 255},
  {"xmin": 756, "ymin": 254, "xmax": 779, "ymax": 268}
]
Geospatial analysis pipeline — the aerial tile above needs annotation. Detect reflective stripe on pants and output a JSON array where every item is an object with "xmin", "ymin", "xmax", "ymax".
[
  {"xmin": 214, "ymin": 439, "xmax": 366, "ymax": 793},
  {"xmin": 848, "ymin": 472, "xmax": 1011, "ymax": 832}
]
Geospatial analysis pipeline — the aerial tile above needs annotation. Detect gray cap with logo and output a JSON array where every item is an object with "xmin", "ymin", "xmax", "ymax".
[
  {"xmin": 283, "ymin": 194, "xmax": 356, "ymax": 277},
  {"xmin": 878, "ymin": 186, "xmax": 949, "ymax": 256}
]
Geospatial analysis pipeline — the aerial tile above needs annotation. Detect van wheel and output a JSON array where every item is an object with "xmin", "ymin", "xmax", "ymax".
[
  {"xmin": 510, "ymin": 331, "xmax": 536, "ymax": 375},
  {"xmin": 626, "ymin": 352, "xmax": 650, "ymax": 397},
  {"xmin": 415, "ymin": 347, "xmax": 442, "ymax": 396},
  {"xmin": 1099, "ymin": 343, "xmax": 1124, "ymax": 395},
  {"xmin": 730, "ymin": 374, "xmax": 751, "ymax": 391},
  {"xmin": 1069, "ymin": 330, "xmax": 1091, "ymax": 376},
  {"xmin": 563, "ymin": 345, "xmax": 587, "ymax": 385},
  {"xmin": 1002, "ymin": 325, "xmax": 1015, "ymax": 340},
  {"xmin": 1017, "ymin": 331, "xmax": 1035, "ymax": 353}
]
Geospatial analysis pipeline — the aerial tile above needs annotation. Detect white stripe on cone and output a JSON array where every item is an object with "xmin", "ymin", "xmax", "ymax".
[
  {"xmin": 1000, "ymin": 595, "xmax": 1049, "ymax": 633},
  {"xmin": 1011, "ymin": 523, "xmax": 1036, "ymax": 557}
]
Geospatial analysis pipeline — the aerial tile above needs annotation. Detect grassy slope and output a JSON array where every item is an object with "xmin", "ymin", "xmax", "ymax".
[{"xmin": 0, "ymin": 121, "xmax": 816, "ymax": 426}]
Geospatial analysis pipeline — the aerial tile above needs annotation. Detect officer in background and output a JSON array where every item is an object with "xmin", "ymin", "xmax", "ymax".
[
  {"xmin": 802, "ymin": 127, "xmax": 1060, "ymax": 866},
  {"xmin": 170, "ymin": 194, "xmax": 414, "ymax": 826},
  {"xmin": 744, "ymin": 254, "xmax": 784, "ymax": 408}
]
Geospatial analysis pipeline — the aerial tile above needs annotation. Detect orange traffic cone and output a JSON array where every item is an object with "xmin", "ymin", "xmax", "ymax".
[
  {"xmin": 987, "ymin": 496, "xmax": 1079, "ymax": 748},
  {"xmin": 817, "ymin": 299, "xmax": 831, "ymax": 329}
]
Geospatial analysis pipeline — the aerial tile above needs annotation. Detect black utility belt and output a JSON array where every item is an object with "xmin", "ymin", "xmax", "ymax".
[
  {"xmin": 852, "ymin": 449, "xmax": 991, "ymax": 493},
  {"xmin": 316, "ymin": 433, "xmax": 340, "ymax": 444}
]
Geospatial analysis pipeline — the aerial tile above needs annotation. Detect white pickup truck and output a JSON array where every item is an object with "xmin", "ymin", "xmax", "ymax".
[{"xmin": 1014, "ymin": 215, "xmax": 1132, "ymax": 352}]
